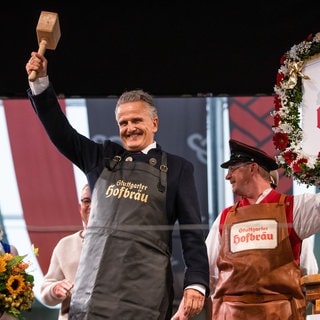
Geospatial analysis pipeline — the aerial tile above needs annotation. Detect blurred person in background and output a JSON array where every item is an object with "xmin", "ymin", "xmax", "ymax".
[
  {"xmin": 0, "ymin": 226, "xmax": 18, "ymax": 255},
  {"xmin": 40, "ymin": 184, "xmax": 91, "ymax": 320}
]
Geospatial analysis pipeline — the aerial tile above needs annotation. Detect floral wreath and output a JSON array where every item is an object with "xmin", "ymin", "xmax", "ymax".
[{"xmin": 272, "ymin": 32, "xmax": 320, "ymax": 187}]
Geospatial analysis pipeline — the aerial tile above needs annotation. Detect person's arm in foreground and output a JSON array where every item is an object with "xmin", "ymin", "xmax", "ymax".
[
  {"xmin": 41, "ymin": 243, "xmax": 73, "ymax": 306},
  {"xmin": 175, "ymin": 159, "xmax": 209, "ymax": 317},
  {"xmin": 171, "ymin": 212, "xmax": 221, "ymax": 320}
]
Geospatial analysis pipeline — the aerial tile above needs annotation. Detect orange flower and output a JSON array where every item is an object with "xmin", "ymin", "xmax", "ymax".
[
  {"xmin": 6, "ymin": 274, "xmax": 25, "ymax": 295},
  {"xmin": 2, "ymin": 253, "xmax": 13, "ymax": 261},
  {"xmin": 0, "ymin": 257, "xmax": 6, "ymax": 273}
]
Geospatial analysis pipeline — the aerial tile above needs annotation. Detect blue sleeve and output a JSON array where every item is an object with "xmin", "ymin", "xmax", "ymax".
[{"xmin": 0, "ymin": 241, "xmax": 11, "ymax": 253}]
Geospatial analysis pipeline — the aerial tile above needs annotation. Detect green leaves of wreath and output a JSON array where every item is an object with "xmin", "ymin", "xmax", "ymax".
[{"xmin": 272, "ymin": 33, "xmax": 320, "ymax": 187}]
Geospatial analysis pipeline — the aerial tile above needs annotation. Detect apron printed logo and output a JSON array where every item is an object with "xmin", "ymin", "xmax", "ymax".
[
  {"xmin": 230, "ymin": 219, "xmax": 277, "ymax": 253},
  {"xmin": 105, "ymin": 180, "xmax": 149, "ymax": 203}
]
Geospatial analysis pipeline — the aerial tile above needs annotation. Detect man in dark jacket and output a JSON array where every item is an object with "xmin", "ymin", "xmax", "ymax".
[{"xmin": 25, "ymin": 52, "xmax": 209, "ymax": 320}]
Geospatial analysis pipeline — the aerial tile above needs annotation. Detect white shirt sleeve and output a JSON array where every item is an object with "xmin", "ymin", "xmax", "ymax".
[
  {"xmin": 29, "ymin": 76, "xmax": 49, "ymax": 95},
  {"xmin": 205, "ymin": 213, "xmax": 221, "ymax": 296},
  {"xmin": 300, "ymin": 236, "xmax": 319, "ymax": 275},
  {"xmin": 293, "ymin": 193, "xmax": 320, "ymax": 239},
  {"xmin": 184, "ymin": 284, "xmax": 206, "ymax": 296}
]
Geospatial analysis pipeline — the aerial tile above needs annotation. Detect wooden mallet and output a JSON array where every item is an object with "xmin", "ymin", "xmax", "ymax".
[{"xmin": 28, "ymin": 11, "xmax": 61, "ymax": 82}]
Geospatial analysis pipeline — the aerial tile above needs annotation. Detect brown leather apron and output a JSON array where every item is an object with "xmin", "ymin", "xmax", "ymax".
[
  {"xmin": 211, "ymin": 194, "xmax": 306, "ymax": 319},
  {"xmin": 69, "ymin": 152, "xmax": 171, "ymax": 319}
]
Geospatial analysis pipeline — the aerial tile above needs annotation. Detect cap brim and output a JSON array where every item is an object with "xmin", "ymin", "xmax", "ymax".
[
  {"xmin": 220, "ymin": 159, "xmax": 242, "ymax": 168},
  {"xmin": 220, "ymin": 139, "xmax": 279, "ymax": 171}
]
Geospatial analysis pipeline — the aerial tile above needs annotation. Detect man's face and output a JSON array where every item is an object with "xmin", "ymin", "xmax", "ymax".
[
  {"xmin": 225, "ymin": 162, "xmax": 253, "ymax": 196},
  {"xmin": 79, "ymin": 186, "xmax": 91, "ymax": 228},
  {"xmin": 116, "ymin": 101, "xmax": 158, "ymax": 151}
]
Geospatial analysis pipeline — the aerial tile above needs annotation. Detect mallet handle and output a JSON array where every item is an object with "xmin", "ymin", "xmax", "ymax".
[{"xmin": 28, "ymin": 39, "xmax": 48, "ymax": 82}]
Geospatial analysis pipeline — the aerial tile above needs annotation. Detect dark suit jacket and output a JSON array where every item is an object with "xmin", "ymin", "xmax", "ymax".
[{"xmin": 28, "ymin": 84, "xmax": 210, "ymax": 296}]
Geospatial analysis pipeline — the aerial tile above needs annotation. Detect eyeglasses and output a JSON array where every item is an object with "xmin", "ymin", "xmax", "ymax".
[
  {"xmin": 81, "ymin": 198, "xmax": 91, "ymax": 206},
  {"xmin": 227, "ymin": 162, "xmax": 251, "ymax": 174}
]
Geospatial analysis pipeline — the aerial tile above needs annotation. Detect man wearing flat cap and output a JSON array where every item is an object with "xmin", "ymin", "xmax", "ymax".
[
  {"xmin": 172, "ymin": 139, "xmax": 320, "ymax": 320},
  {"xmin": 220, "ymin": 139, "xmax": 279, "ymax": 172}
]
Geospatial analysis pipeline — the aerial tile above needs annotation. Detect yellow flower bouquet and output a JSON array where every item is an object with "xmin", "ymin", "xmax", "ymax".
[{"xmin": 0, "ymin": 253, "xmax": 34, "ymax": 319}]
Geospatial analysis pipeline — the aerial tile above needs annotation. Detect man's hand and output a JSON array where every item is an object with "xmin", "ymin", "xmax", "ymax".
[
  {"xmin": 171, "ymin": 297, "xmax": 188, "ymax": 320},
  {"xmin": 182, "ymin": 288, "xmax": 205, "ymax": 318},
  {"xmin": 53, "ymin": 279, "xmax": 74, "ymax": 299},
  {"xmin": 26, "ymin": 52, "xmax": 48, "ymax": 80}
]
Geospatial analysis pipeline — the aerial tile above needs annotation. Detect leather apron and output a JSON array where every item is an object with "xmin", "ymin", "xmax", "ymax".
[
  {"xmin": 211, "ymin": 195, "xmax": 306, "ymax": 320},
  {"xmin": 69, "ymin": 152, "xmax": 171, "ymax": 319}
]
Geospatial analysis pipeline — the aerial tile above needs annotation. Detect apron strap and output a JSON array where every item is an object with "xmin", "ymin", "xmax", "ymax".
[
  {"xmin": 158, "ymin": 152, "xmax": 167, "ymax": 193},
  {"xmin": 279, "ymin": 193, "xmax": 286, "ymax": 205}
]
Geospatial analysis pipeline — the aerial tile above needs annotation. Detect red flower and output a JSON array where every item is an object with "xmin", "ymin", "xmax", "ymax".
[
  {"xmin": 283, "ymin": 150, "xmax": 297, "ymax": 165},
  {"xmin": 274, "ymin": 95, "xmax": 282, "ymax": 111},
  {"xmin": 276, "ymin": 72, "xmax": 285, "ymax": 86},
  {"xmin": 306, "ymin": 34, "xmax": 314, "ymax": 41},
  {"xmin": 273, "ymin": 132, "xmax": 289, "ymax": 150},
  {"xmin": 279, "ymin": 54, "xmax": 287, "ymax": 65},
  {"xmin": 292, "ymin": 158, "xmax": 308, "ymax": 173},
  {"xmin": 273, "ymin": 113, "xmax": 281, "ymax": 127}
]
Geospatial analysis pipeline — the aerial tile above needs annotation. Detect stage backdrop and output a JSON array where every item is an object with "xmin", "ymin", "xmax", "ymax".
[{"xmin": 0, "ymin": 94, "xmax": 299, "ymax": 319}]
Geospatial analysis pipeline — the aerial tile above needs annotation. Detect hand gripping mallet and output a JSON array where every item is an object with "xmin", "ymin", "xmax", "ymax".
[{"xmin": 28, "ymin": 11, "xmax": 61, "ymax": 82}]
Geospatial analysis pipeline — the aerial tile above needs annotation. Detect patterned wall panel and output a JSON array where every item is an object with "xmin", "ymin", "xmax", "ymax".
[{"xmin": 228, "ymin": 96, "xmax": 293, "ymax": 195}]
